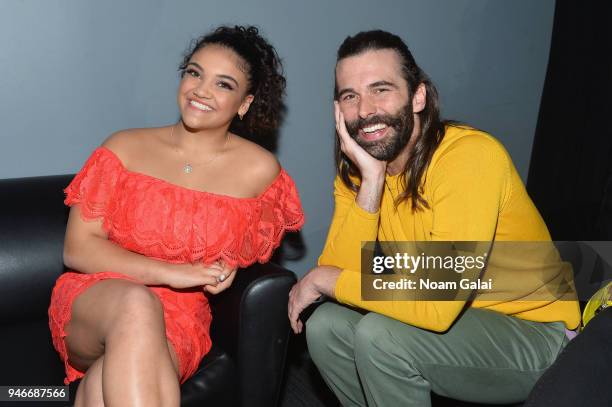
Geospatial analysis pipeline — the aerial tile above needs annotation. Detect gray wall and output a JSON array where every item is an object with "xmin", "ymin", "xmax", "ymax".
[{"xmin": 0, "ymin": 0, "xmax": 555, "ymax": 276}]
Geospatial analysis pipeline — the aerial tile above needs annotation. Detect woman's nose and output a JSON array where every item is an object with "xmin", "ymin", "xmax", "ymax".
[{"xmin": 193, "ymin": 81, "xmax": 213, "ymax": 99}]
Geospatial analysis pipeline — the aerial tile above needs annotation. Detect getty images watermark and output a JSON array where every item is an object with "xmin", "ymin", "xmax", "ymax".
[{"xmin": 360, "ymin": 241, "xmax": 612, "ymax": 302}]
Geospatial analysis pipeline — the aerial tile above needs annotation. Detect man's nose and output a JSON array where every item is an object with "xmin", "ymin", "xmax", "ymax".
[{"xmin": 358, "ymin": 96, "xmax": 376, "ymax": 119}]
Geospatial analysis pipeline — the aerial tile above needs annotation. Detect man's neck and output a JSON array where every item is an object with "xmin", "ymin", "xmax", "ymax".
[{"xmin": 386, "ymin": 118, "xmax": 421, "ymax": 176}]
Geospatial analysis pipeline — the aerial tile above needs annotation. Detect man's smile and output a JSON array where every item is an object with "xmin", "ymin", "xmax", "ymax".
[{"xmin": 359, "ymin": 123, "xmax": 390, "ymax": 141}]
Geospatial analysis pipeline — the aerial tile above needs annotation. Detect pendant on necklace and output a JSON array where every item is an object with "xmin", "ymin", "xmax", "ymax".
[{"xmin": 183, "ymin": 163, "xmax": 193, "ymax": 174}]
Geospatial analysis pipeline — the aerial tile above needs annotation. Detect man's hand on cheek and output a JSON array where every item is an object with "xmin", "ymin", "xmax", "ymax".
[
  {"xmin": 288, "ymin": 265, "xmax": 342, "ymax": 334},
  {"xmin": 335, "ymin": 101, "xmax": 387, "ymax": 180}
]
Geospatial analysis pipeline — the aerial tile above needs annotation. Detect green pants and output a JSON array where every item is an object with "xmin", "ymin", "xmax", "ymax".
[{"xmin": 306, "ymin": 302, "xmax": 568, "ymax": 407}]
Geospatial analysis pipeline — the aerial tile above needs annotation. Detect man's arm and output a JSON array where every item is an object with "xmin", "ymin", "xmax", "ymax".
[
  {"xmin": 289, "ymin": 104, "xmax": 386, "ymax": 332},
  {"xmin": 331, "ymin": 135, "xmax": 509, "ymax": 331},
  {"xmin": 317, "ymin": 177, "xmax": 381, "ymax": 272},
  {"xmin": 292, "ymin": 134, "xmax": 510, "ymax": 333},
  {"xmin": 317, "ymin": 103, "xmax": 386, "ymax": 271}
]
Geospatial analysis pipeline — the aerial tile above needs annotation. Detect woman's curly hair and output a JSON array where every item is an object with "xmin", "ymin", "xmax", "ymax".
[{"xmin": 179, "ymin": 25, "xmax": 286, "ymax": 143}]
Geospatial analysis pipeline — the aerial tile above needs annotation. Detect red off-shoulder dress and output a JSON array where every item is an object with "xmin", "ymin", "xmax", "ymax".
[{"xmin": 48, "ymin": 147, "xmax": 304, "ymax": 385}]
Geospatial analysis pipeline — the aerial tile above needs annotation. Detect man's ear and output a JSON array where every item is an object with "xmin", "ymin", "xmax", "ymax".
[
  {"xmin": 238, "ymin": 94, "xmax": 255, "ymax": 117},
  {"xmin": 412, "ymin": 83, "xmax": 426, "ymax": 114}
]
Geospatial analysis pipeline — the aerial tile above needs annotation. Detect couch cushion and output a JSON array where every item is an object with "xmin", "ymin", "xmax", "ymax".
[
  {"xmin": 0, "ymin": 175, "xmax": 71, "ymax": 324},
  {"xmin": 0, "ymin": 318, "xmax": 65, "ymax": 386},
  {"xmin": 181, "ymin": 344, "xmax": 238, "ymax": 406}
]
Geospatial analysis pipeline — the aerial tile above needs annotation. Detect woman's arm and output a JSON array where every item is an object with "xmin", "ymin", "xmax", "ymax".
[{"xmin": 63, "ymin": 205, "xmax": 223, "ymax": 289}]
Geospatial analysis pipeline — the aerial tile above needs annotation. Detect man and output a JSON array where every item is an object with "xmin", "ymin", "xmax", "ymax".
[{"xmin": 288, "ymin": 30, "xmax": 581, "ymax": 406}]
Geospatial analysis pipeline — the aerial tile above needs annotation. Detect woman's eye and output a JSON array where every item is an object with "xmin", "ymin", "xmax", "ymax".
[
  {"xmin": 184, "ymin": 68, "xmax": 200, "ymax": 78},
  {"xmin": 217, "ymin": 81, "xmax": 234, "ymax": 90}
]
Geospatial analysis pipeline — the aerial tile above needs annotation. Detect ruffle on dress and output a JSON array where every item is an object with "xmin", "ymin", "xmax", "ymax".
[{"xmin": 64, "ymin": 147, "xmax": 305, "ymax": 267}]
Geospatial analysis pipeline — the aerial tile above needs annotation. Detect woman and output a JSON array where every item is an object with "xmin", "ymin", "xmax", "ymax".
[{"xmin": 48, "ymin": 26, "xmax": 304, "ymax": 407}]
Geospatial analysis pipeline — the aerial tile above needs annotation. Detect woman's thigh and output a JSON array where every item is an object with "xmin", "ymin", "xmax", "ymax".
[{"xmin": 64, "ymin": 279, "xmax": 175, "ymax": 372}]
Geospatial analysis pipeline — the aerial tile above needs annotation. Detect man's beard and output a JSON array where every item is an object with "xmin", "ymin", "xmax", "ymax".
[{"xmin": 345, "ymin": 102, "xmax": 414, "ymax": 161}]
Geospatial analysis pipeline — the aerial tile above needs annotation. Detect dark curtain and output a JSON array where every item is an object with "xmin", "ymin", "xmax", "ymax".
[{"xmin": 527, "ymin": 0, "xmax": 612, "ymax": 240}]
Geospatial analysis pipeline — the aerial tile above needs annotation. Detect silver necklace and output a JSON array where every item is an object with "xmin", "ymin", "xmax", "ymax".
[{"xmin": 170, "ymin": 125, "xmax": 230, "ymax": 174}]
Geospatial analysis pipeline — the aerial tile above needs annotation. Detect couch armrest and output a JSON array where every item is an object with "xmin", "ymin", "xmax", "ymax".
[{"xmin": 209, "ymin": 262, "xmax": 296, "ymax": 407}]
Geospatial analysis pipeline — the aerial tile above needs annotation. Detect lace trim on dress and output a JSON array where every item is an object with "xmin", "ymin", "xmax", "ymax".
[{"xmin": 64, "ymin": 147, "xmax": 305, "ymax": 267}]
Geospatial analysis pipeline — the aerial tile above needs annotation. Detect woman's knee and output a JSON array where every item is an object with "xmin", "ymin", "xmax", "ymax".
[
  {"xmin": 116, "ymin": 283, "xmax": 162, "ymax": 315},
  {"xmin": 73, "ymin": 279, "xmax": 164, "ymax": 338},
  {"xmin": 107, "ymin": 283, "xmax": 165, "ymax": 333},
  {"xmin": 72, "ymin": 279, "xmax": 162, "ymax": 324},
  {"xmin": 67, "ymin": 281, "xmax": 165, "ymax": 362}
]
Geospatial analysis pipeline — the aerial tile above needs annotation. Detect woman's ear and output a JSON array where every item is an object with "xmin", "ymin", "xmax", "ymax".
[{"xmin": 238, "ymin": 94, "xmax": 255, "ymax": 118}]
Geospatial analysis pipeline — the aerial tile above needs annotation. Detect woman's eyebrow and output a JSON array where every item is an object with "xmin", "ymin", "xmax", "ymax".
[{"xmin": 186, "ymin": 62, "xmax": 203, "ymax": 70}]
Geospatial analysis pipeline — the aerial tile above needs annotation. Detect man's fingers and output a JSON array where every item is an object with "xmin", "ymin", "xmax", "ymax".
[
  {"xmin": 336, "ymin": 112, "xmax": 349, "ymax": 142},
  {"xmin": 335, "ymin": 102, "xmax": 350, "ymax": 142},
  {"xmin": 288, "ymin": 287, "xmax": 295, "ymax": 323},
  {"xmin": 288, "ymin": 299, "xmax": 302, "ymax": 334},
  {"xmin": 289, "ymin": 309, "xmax": 298, "ymax": 333},
  {"xmin": 334, "ymin": 101, "xmax": 340, "ymax": 125},
  {"xmin": 338, "ymin": 110, "xmax": 350, "ymax": 138}
]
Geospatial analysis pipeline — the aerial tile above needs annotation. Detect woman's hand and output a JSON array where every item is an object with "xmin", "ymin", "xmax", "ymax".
[
  {"xmin": 203, "ymin": 261, "xmax": 238, "ymax": 295},
  {"xmin": 165, "ymin": 262, "xmax": 225, "ymax": 289}
]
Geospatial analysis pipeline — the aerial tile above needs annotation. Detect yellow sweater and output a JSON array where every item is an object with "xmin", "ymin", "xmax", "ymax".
[{"xmin": 319, "ymin": 125, "xmax": 581, "ymax": 331}]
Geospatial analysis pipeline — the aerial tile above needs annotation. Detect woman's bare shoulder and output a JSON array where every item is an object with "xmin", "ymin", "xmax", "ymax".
[
  {"xmin": 230, "ymin": 134, "xmax": 281, "ymax": 193},
  {"xmin": 101, "ymin": 127, "xmax": 168, "ymax": 167}
]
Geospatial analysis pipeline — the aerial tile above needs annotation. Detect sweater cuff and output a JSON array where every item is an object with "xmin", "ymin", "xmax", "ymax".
[{"xmin": 334, "ymin": 269, "xmax": 361, "ymax": 304}]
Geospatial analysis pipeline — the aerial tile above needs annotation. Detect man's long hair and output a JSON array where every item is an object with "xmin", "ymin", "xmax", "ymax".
[{"xmin": 334, "ymin": 30, "xmax": 448, "ymax": 211}]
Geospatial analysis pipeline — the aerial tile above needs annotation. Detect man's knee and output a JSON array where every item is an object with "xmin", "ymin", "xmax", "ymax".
[
  {"xmin": 306, "ymin": 303, "xmax": 358, "ymax": 360},
  {"xmin": 354, "ymin": 313, "xmax": 395, "ymax": 358},
  {"xmin": 353, "ymin": 313, "xmax": 421, "ymax": 369}
]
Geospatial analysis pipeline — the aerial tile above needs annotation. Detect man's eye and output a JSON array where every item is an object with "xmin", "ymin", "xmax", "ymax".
[
  {"xmin": 218, "ymin": 81, "xmax": 234, "ymax": 90},
  {"xmin": 342, "ymin": 94, "xmax": 356, "ymax": 101},
  {"xmin": 374, "ymin": 88, "xmax": 389, "ymax": 94}
]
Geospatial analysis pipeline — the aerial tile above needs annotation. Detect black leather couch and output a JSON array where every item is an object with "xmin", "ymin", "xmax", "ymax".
[{"xmin": 0, "ymin": 174, "xmax": 297, "ymax": 407}]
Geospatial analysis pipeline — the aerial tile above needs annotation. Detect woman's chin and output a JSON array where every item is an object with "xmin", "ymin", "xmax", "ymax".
[{"xmin": 180, "ymin": 118, "xmax": 223, "ymax": 133}]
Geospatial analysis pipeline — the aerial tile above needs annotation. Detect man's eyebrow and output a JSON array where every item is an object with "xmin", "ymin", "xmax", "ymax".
[
  {"xmin": 369, "ymin": 80, "xmax": 399, "ymax": 89},
  {"xmin": 185, "ymin": 63, "xmax": 240, "ymax": 88}
]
